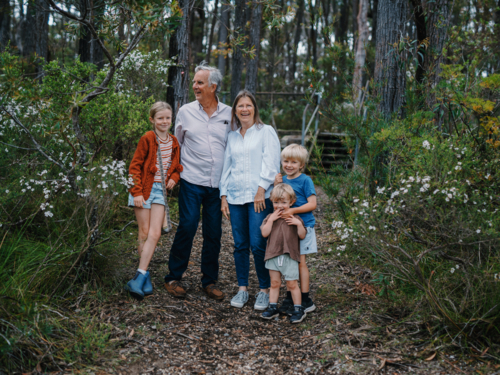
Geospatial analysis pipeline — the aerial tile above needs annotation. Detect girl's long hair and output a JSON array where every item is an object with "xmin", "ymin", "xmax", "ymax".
[{"xmin": 230, "ymin": 90, "xmax": 264, "ymax": 131}]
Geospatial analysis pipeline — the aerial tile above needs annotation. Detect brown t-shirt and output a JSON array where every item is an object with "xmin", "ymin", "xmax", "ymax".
[{"xmin": 261, "ymin": 215, "xmax": 304, "ymax": 263}]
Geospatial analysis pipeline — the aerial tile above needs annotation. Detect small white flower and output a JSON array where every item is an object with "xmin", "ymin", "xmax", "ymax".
[
  {"xmin": 450, "ymin": 268, "xmax": 455, "ymax": 274},
  {"xmin": 5, "ymin": 190, "xmax": 9, "ymax": 193},
  {"xmin": 422, "ymin": 140, "xmax": 431, "ymax": 149},
  {"xmin": 368, "ymin": 226, "xmax": 376, "ymax": 231},
  {"xmin": 476, "ymin": 229, "xmax": 481, "ymax": 233},
  {"xmin": 353, "ymin": 199, "xmax": 360, "ymax": 203},
  {"xmin": 44, "ymin": 211, "xmax": 54, "ymax": 217}
]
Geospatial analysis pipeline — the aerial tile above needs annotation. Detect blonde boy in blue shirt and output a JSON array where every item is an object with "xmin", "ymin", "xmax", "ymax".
[{"xmin": 274, "ymin": 144, "xmax": 317, "ymax": 314}]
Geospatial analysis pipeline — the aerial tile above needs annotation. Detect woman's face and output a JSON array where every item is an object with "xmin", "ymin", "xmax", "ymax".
[
  {"xmin": 235, "ymin": 97, "xmax": 255, "ymax": 126},
  {"xmin": 150, "ymin": 109, "xmax": 172, "ymax": 134}
]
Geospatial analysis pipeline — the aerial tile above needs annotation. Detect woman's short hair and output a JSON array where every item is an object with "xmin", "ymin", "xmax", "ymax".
[
  {"xmin": 149, "ymin": 101, "xmax": 172, "ymax": 119},
  {"xmin": 270, "ymin": 183, "xmax": 296, "ymax": 202},
  {"xmin": 281, "ymin": 143, "xmax": 309, "ymax": 167},
  {"xmin": 231, "ymin": 90, "xmax": 264, "ymax": 131}
]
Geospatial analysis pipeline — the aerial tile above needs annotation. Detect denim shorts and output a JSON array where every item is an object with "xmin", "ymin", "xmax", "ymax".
[
  {"xmin": 265, "ymin": 254, "xmax": 299, "ymax": 281},
  {"xmin": 300, "ymin": 227, "xmax": 318, "ymax": 255},
  {"xmin": 128, "ymin": 182, "xmax": 165, "ymax": 209}
]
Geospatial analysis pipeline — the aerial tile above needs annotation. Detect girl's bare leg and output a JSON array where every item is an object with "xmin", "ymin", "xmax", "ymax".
[
  {"xmin": 137, "ymin": 204, "xmax": 165, "ymax": 271},
  {"xmin": 134, "ymin": 207, "xmax": 151, "ymax": 258},
  {"xmin": 299, "ymin": 254, "xmax": 310, "ymax": 293},
  {"xmin": 269, "ymin": 270, "xmax": 282, "ymax": 304}
]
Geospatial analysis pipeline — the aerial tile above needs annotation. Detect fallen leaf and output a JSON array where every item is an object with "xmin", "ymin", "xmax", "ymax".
[
  {"xmin": 378, "ymin": 358, "xmax": 386, "ymax": 370},
  {"xmin": 128, "ymin": 329, "xmax": 134, "ymax": 337},
  {"xmin": 425, "ymin": 352, "xmax": 437, "ymax": 361}
]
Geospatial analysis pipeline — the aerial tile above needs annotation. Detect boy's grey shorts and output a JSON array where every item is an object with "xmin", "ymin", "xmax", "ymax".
[
  {"xmin": 265, "ymin": 254, "xmax": 299, "ymax": 281},
  {"xmin": 300, "ymin": 227, "xmax": 318, "ymax": 255}
]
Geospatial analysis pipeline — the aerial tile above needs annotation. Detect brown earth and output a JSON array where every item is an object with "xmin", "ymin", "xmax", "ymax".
[{"xmin": 91, "ymin": 187, "xmax": 489, "ymax": 374}]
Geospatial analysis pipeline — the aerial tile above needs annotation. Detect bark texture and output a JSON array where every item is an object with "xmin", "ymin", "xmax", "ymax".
[
  {"xmin": 0, "ymin": 0, "xmax": 10, "ymax": 50},
  {"xmin": 290, "ymin": 0, "xmax": 304, "ymax": 81},
  {"xmin": 167, "ymin": 0, "xmax": 192, "ymax": 121},
  {"xmin": 230, "ymin": 0, "xmax": 246, "ymax": 102},
  {"xmin": 205, "ymin": 0, "xmax": 218, "ymax": 63},
  {"xmin": 217, "ymin": 2, "xmax": 230, "ymax": 77},
  {"xmin": 35, "ymin": 0, "xmax": 49, "ymax": 62},
  {"xmin": 374, "ymin": 0, "xmax": 408, "ymax": 117},
  {"xmin": 353, "ymin": 0, "xmax": 368, "ymax": 101},
  {"xmin": 244, "ymin": 0, "xmax": 263, "ymax": 95}
]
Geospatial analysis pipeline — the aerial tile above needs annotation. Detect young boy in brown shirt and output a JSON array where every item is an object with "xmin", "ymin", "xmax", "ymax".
[{"xmin": 260, "ymin": 183, "xmax": 307, "ymax": 323}]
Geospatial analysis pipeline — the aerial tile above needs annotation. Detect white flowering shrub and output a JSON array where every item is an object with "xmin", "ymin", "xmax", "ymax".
[{"xmin": 325, "ymin": 132, "xmax": 500, "ymax": 338}]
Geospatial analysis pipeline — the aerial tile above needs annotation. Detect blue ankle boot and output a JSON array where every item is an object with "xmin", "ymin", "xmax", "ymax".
[
  {"xmin": 125, "ymin": 272, "xmax": 146, "ymax": 300},
  {"xmin": 143, "ymin": 272, "xmax": 153, "ymax": 296}
]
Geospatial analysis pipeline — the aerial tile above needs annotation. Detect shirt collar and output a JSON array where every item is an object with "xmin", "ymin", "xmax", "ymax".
[{"xmin": 197, "ymin": 96, "xmax": 221, "ymax": 114}]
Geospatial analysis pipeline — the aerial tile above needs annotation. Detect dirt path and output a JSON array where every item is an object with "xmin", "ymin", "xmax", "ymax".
[{"xmin": 95, "ymin": 188, "xmax": 482, "ymax": 374}]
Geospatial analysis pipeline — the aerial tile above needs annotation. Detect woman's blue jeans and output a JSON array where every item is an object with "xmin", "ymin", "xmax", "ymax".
[{"xmin": 228, "ymin": 199, "xmax": 272, "ymax": 290}]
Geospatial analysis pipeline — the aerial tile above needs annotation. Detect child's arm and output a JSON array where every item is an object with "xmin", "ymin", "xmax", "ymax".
[
  {"xmin": 282, "ymin": 195, "xmax": 317, "ymax": 218},
  {"xmin": 274, "ymin": 173, "xmax": 283, "ymax": 185},
  {"xmin": 261, "ymin": 210, "xmax": 281, "ymax": 238},
  {"xmin": 285, "ymin": 215, "xmax": 307, "ymax": 239}
]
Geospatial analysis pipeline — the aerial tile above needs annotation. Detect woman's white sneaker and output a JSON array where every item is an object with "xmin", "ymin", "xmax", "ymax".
[
  {"xmin": 254, "ymin": 291, "xmax": 270, "ymax": 310},
  {"xmin": 230, "ymin": 290, "xmax": 249, "ymax": 308}
]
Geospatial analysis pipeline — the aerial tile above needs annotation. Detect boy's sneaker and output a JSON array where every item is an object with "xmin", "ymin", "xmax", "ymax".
[
  {"xmin": 303, "ymin": 298, "xmax": 316, "ymax": 313},
  {"xmin": 285, "ymin": 298, "xmax": 316, "ymax": 315},
  {"xmin": 261, "ymin": 305, "xmax": 280, "ymax": 320},
  {"xmin": 278, "ymin": 298, "xmax": 293, "ymax": 314},
  {"xmin": 289, "ymin": 305, "xmax": 306, "ymax": 324}
]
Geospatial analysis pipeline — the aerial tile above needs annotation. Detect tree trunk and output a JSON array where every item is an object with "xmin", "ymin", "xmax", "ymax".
[
  {"xmin": 230, "ymin": 0, "xmax": 246, "ymax": 102},
  {"xmin": 217, "ymin": 2, "xmax": 230, "ymax": 77},
  {"xmin": 290, "ymin": 0, "xmax": 304, "ymax": 81},
  {"xmin": 353, "ymin": 0, "xmax": 368, "ymax": 101},
  {"xmin": 336, "ymin": 0, "xmax": 349, "ymax": 43},
  {"xmin": 35, "ymin": 0, "xmax": 49, "ymax": 60},
  {"xmin": 20, "ymin": 0, "xmax": 36, "ymax": 57},
  {"xmin": 410, "ymin": 0, "xmax": 427, "ymax": 85},
  {"xmin": 167, "ymin": 0, "xmax": 192, "ymax": 121},
  {"xmin": 78, "ymin": 0, "xmax": 105, "ymax": 69},
  {"xmin": 371, "ymin": 0, "xmax": 377, "ymax": 47},
  {"xmin": 423, "ymin": 0, "xmax": 449, "ymax": 109},
  {"xmin": 205, "ymin": 0, "xmax": 218, "ymax": 63},
  {"xmin": 244, "ymin": 0, "xmax": 263, "ymax": 95},
  {"xmin": 190, "ymin": 0, "xmax": 205, "ymax": 65},
  {"xmin": 374, "ymin": 0, "xmax": 408, "ymax": 117},
  {"xmin": 0, "ymin": 0, "xmax": 11, "ymax": 50},
  {"xmin": 352, "ymin": 0, "xmax": 358, "ymax": 48}
]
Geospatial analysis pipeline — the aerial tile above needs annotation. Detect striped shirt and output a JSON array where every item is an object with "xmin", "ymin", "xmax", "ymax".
[{"xmin": 154, "ymin": 135, "xmax": 173, "ymax": 183}]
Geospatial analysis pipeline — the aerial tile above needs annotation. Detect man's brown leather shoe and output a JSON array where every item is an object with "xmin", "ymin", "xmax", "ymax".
[
  {"xmin": 202, "ymin": 284, "xmax": 225, "ymax": 300},
  {"xmin": 164, "ymin": 280, "xmax": 187, "ymax": 298}
]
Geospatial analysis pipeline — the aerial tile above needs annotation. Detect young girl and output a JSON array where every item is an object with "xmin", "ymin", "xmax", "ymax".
[{"xmin": 125, "ymin": 102, "xmax": 183, "ymax": 300}]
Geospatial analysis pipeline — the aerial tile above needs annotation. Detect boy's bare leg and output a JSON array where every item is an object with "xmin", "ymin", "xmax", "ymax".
[
  {"xmin": 269, "ymin": 270, "xmax": 282, "ymax": 304},
  {"xmin": 287, "ymin": 280, "xmax": 301, "ymax": 305},
  {"xmin": 299, "ymin": 254, "xmax": 310, "ymax": 293}
]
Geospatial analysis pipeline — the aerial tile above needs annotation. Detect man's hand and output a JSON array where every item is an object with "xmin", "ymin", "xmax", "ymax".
[
  {"xmin": 133, "ymin": 195, "xmax": 146, "ymax": 208},
  {"xmin": 221, "ymin": 196, "xmax": 230, "ymax": 220},
  {"xmin": 166, "ymin": 179, "xmax": 176, "ymax": 189},
  {"xmin": 274, "ymin": 173, "xmax": 283, "ymax": 185}
]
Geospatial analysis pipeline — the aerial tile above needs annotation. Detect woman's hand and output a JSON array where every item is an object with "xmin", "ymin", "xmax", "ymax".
[
  {"xmin": 254, "ymin": 187, "xmax": 266, "ymax": 213},
  {"xmin": 166, "ymin": 179, "xmax": 176, "ymax": 189},
  {"xmin": 221, "ymin": 196, "xmax": 230, "ymax": 220},
  {"xmin": 133, "ymin": 195, "xmax": 146, "ymax": 208}
]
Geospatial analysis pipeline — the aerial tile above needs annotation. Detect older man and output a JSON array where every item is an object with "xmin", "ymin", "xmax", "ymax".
[{"xmin": 164, "ymin": 64, "xmax": 231, "ymax": 300}]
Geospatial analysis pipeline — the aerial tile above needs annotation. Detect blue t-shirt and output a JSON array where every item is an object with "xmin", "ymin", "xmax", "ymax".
[{"xmin": 282, "ymin": 174, "xmax": 316, "ymax": 227}]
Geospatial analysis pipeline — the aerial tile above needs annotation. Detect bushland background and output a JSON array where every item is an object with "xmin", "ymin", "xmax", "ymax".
[{"xmin": 0, "ymin": 0, "xmax": 499, "ymax": 372}]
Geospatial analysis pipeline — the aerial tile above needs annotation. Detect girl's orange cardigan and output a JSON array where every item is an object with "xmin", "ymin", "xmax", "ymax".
[{"xmin": 128, "ymin": 131, "xmax": 183, "ymax": 200}]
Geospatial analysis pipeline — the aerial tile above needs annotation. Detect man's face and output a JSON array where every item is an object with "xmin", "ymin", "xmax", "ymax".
[{"xmin": 192, "ymin": 70, "xmax": 216, "ymax": 101}]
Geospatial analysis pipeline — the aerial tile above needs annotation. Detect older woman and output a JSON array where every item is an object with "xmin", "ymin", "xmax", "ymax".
[{"xmin": 220, "ymin": 90, "xmax": 281, "ymax": 310}]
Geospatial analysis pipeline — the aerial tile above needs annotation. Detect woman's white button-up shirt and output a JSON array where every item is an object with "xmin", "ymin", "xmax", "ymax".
[{"xmin": 219, "ymin": 124, "xmax": 281, "ymax": 205}]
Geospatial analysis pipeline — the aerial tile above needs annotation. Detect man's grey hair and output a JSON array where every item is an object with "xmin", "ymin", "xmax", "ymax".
[{"xmin": 195, "ymin": 62, "xmax": 223, "ymax": 94}]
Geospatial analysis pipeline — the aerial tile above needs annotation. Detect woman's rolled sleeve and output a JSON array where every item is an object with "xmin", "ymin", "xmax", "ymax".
[{"xmin": 258, "ymin": 126, "xmax": 281, "ymax": 190}]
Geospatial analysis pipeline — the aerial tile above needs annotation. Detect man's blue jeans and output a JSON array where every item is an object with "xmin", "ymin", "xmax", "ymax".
[
  {"xmin": 165, "ymin": 179, "xmax": 222, "ymax": 288},
  {"xmin": 228, "ymin": 199, "xmax": 272, "ymax": 290}
]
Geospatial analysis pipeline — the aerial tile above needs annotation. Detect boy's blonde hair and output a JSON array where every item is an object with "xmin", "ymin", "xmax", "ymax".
[
  {"xmin": 281, "ymin": 143, "xmax": 309, "ymax": 168},
  {"xmin": 149, "ymin": 101, "xmax": 172, "ymax": 119},
  {"xmin": 270, "ymin": 183, "xmax": 296, "ymax": 202}
]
